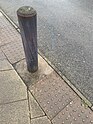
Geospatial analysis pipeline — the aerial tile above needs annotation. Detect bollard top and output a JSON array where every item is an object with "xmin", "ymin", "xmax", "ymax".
[{"xmin": 17, "ymin": 6, "xmax": 37, "ymax": 17}]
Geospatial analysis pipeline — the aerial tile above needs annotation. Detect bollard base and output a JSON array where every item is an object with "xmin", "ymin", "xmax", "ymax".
[
  {"xmin": 15, "ymin": 55, "xmax": 53, "ymax": 86},
  {"xmin": 27, "ymin": 66, "xmax": 38, "ymax": 73}
]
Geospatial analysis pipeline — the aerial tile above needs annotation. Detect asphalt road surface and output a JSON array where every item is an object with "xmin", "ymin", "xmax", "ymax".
[{"xmin": 0, "ymin": 0, "xmax": 93, "ymax": 104}]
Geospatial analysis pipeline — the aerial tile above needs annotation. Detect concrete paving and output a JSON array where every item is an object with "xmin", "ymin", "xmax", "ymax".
[
  {"xmin": 28, "ymin": 91, "xmax": 45, "ymax": 118},
  {"xmin": 0, "ymin": 100, "xmax": 30, "ymax": 124},
  {"xmin": 0, "ymin": 50, "xmax": 6, "ymax": 60},
  {"xmin": 0, "ymin": 70, "xmax": 27, "ymax": 104},
  {"xmin": 0, "ymin": 10, "xmax": 93, "ymax": 124},
  {"xmin": 0, "ymin": 0, "xmax": 93, "ymax": 103},
  {"xmin": 0, "ymin": 59, "xmax": 13, "ymax": 71},
  {"xmin": 15, "ymin": 55, "xmax": 53, "ymax": 87},
  {"xmin": 0, "ymin": 12, "xmax": 51, "ymax": 124},
  {"xmin": 1, "ymin": 40, "xmax": 25, "ymax": 64},
  {"xmin": 31, "ymin": 116, "xmax": 51, "ymax": 124}
]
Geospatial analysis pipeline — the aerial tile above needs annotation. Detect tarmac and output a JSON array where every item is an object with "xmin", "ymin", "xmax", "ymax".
[{"xmin": 0, "ymin": 10, "xmax": 93, "ymax": 124}]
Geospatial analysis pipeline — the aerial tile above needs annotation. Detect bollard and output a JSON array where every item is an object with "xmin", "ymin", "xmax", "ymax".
[{"xmin": 17, "ymin": 6, "xmax": 38, "ymax": 72}]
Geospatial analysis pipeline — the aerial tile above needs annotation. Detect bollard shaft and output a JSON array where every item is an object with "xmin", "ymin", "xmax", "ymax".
[{"xmin": 17, "ymin": 6, "xmax": 38, "ymax": 73}]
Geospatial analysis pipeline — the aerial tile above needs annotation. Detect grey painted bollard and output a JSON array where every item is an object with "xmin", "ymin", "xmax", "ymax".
[{"xmin": 17, "ymin": 6, "xmax": 38, "ymax": 72}]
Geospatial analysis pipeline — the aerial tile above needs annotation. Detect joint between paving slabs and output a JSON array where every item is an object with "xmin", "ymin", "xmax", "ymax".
[
  {"xmin": 27, "ymin": 90, "xmax": 52, "ymax": 123},
  {"xmin": 0, "ymin": 48, "xmax": 12, "ymax": 64},
  {"xmin": 12, "ymin": 62, "xmax": 29, "ymax": 89},
  {"xmin": 30, "ymin": 115, "xmax": 46, "ymax": 120},
  {"xmin": 50, "ymin": 99, "xmax": 74, "ymax": 121},
  {"xmin": 31, "ymin": 117, "xmax": 53, "ymax": 124},
  {"xmin": 0, "ymin": 50, "xmax": 14, "ymax": 71},
  {"xmin": 28, "ymin": 90, "xmax": 46, "ymax": 117},
  {"xmin": 12, "ymin": 58, "xmax": 25, "ymax": 68},
  {"xmin": 0, "ymin": 69, "xmax": 13, "ymax": 72},
  {"xmin": 27, "ymin": 89, "xmax": 32, "ymax": 124},
  {"xmin": 0, "ymin": 99, "xmax": 27, "ymax": 106}
]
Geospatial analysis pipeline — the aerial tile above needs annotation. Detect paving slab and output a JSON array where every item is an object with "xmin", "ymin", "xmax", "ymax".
[
  {"xmin": 0, "ymin": 12, "xmax": 25, "ymax": 64},
  {"xmin": 1, "ymin": 40, "xmax": 25, "ymax": 64},
  {"xmin": 28, "ymin": 91, "xmax": 45, "ymax": 119},
  {"xmin": 0, "ymin": 100, "xmax": 30, "ymax": 124},
  {"xmin": 0, "ymin": 70, "xmax": 27, "ymax": 104},
  {"xmin": 31, "ymin": 116, "xmax": 51, "ymax": 124},
  {"xmin": 15, "ymin": 55, "xmax": 53, "ymax": 87},
  {"xmin": 0, "ymin": 59, "xmax": 13, "ymax": 71},
  {"xmin": 30, "ymin": 72, "xmax": 77, "ymax": 120},
  {"xmin": 52, "ymin": 97, "xmax": 93, "ymax": 124},
  {"xmin": 0, "ymin": 12, "xmax": 21, "ymax": 47}
]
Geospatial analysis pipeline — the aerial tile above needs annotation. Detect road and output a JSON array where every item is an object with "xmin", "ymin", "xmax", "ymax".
[{"xmin": 0, "ymin": 0, "xmax": 93, "ymax": 103}]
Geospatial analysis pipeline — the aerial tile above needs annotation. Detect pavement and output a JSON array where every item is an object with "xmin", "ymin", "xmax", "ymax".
[
  {"xmin": 0, "ymin": 0, "xmax": 93, "ymax": 104},
  {"xmin": 0, "ymin": 10, "xmax": 93, "ymax": 124}
]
